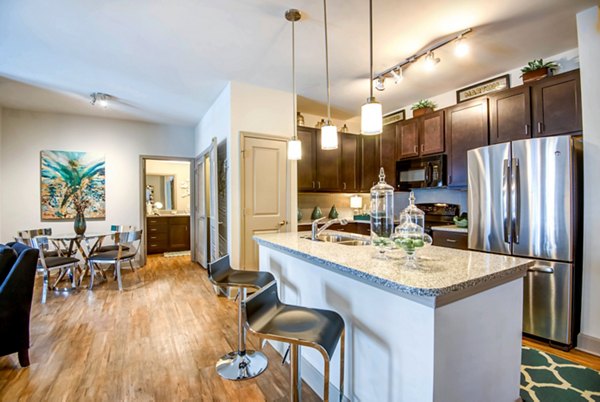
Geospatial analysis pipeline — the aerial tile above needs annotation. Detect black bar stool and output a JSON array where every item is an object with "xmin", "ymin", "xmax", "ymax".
[
  {"xmin": 208, "ymin": 255, "xmax": 275, "ymax": 380},
  {"xmin": 244, "ymin": 280, "xmax": 345, "ymax": 402}
]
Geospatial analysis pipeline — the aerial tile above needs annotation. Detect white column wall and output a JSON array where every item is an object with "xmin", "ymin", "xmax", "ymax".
[{"xmin": 577, "ymin": 6, "xmax": 600, "ymax": 354}]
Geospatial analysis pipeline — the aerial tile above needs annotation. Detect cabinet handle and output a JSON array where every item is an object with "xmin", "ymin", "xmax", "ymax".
[
  {"xmin": 413, "ymin": 145, "xmax": 418, "ymax": 154},
  {"xmin": 445, "ymin": 239, "xmax": 457, "ymax": 243},
  {"xmin": 537, "ymin": 122, "xmax": 543, "ymax": 134},
  {"xmin": 318, "ymin": 181, "xmax": 321, "ymax": 189},
  {"xmin": 312, "ymin": 181, "xmax": 315, "ymax": 189},
  {"xmin": 343, "ymin": 182, "xmax": 347, "ymax": 190},
  {"xmin": 524, "ymin": 124, "xmax": 529, "ymax": 135},
  {"xmin": 421, "ymin": 144, "xmax": 424, "ymax": 153}
]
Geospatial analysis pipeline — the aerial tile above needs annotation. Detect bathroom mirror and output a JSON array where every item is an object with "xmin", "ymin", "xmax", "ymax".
[{"xmin": 146, "ymin": 174, "xmax": 176, "ymax": 211}]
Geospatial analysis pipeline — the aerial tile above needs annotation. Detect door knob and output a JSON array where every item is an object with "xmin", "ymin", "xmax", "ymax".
[{"xmin": 278, "ymin": 220, "xmax": 288, "ymax": 226}]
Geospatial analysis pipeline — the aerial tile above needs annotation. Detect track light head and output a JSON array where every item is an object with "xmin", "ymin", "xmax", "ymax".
[
  {"xmin": 454, "ymin": 35, "xmax": 469, "ymax": 57},
  {"xmin": 375, "ymin": 76, "xmax": 385, "ymax": 91},
  {"xmin": 90, "ymin": 92, "xmax": 111, "ymax": 108},
  {"xmin": 423, "ymin": 51, "xmax": 440, "ymax": 71},
  {"xmin": 391, "ymin": 67, "xmax": 403, "ymax": 84}
]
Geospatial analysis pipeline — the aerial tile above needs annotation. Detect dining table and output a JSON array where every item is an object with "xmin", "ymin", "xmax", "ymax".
[{"xmin": 47, "ymin": 232, "xmax": 113, "ymax": 288}]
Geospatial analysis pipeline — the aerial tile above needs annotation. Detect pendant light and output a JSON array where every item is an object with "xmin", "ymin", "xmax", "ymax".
[
  {"xmin": 361, "ymin": 0, "xmax": 383, "ymax": 135},
  {"xmin": 320, "ymin": 0, "xmax": 338, "ymax": 150},
  {"xmin": 286, "ymin": 9, "xmax": 302, "ymax": 161}
]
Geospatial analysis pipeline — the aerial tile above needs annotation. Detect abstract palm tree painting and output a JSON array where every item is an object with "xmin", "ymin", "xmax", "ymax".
[{"xmin": 40, "ymin": 150, "xmax": 106, "ymax": 220}]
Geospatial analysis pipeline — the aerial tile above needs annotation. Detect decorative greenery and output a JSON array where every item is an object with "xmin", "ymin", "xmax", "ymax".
[
  {"xmin": 411, "ymin": 99, "xmax": 436, "ymax": 110},
  {"xmin": 520, "ymin": 59, "xmax": 559, "ymax": 74}
]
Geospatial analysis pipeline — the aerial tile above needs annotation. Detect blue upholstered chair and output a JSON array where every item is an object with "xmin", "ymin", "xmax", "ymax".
[{"xmin": 0, "ymin": 242, "xmax": 39, "ymax": 367}]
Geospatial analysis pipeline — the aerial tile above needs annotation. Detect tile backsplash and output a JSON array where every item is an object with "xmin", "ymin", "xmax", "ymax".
[{"xmin": 298, "ymin": 188, "xmax": 467, "ymax": 223}]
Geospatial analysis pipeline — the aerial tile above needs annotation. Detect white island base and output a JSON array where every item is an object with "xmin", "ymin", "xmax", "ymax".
[{"xmin": 258, "ymin": 245, "xmax": 524, "ymax": 402}]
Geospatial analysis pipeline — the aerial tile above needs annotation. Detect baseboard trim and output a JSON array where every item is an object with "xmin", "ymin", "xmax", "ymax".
[{"xmin": 576, "ymin": 332, "xmax": 600, "ymax": 356}]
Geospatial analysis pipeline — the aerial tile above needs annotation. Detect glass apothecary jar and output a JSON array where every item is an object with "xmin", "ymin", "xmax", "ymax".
[
  {"xmin": 402, "ymin": 191, "xmax": 425, "ymax": 233},
  {"xmin": 370, "ymin": 168, "xmax": 394, "ymax": 258}
]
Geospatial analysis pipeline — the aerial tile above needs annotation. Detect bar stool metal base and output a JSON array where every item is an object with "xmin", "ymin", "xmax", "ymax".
[{"xmin": 216, "ymin": 350, "xmax": 268, "ymax": 380}]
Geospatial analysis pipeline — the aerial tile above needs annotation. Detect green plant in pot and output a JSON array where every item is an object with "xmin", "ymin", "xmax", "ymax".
[
  {"xmin": 520, "ymin": 59, "xmax": 559, "ymax": 83},
  {"xmin": 411, "ymin": 99, "xmax": 436, "ymax": 117}
]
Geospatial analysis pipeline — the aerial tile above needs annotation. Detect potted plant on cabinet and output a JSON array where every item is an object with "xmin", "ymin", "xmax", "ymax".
[
  {"xmin": 411, "ymin": 99, "xmax": 436, "ymax": 117},
  {"xmin": 520, "ymin": 59, "xmax": 559, "ymax": 83}
]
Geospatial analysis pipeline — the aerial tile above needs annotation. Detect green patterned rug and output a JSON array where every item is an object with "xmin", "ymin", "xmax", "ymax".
[{"xmin": 521, "ymin": 346, "xmax": 600, "ymax": 401}]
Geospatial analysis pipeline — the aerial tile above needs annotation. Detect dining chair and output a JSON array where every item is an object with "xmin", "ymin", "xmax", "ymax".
[
  {"xmin": 30, "ymin": 236, "xmax": 81, "ymax": 304},
  {"xmin": 87, "ymin": 230, "xmax": 143, "ymax": 291},
  {"xmin": 16, "ymin": 228, "xmax": 73, "ymax": 257},
  {"xmin": 95, "ymin": 225, "xmax": 135, "ymax": 253}
]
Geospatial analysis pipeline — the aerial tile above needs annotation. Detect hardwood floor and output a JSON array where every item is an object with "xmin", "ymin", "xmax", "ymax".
[{"xmin": 0, "ymin": 256, "xmax": 320, "ymax": 401}]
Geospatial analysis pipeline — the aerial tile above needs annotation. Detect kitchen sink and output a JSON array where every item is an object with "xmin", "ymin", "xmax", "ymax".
[{"xmin": 301, "ymin": 233, "xmax": 371, "ymax": 246}]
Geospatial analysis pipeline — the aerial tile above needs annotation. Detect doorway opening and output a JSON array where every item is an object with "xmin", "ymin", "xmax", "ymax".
[{"xmin": 141, "ymin": 157, "xmax": 193, "ymax": 264}]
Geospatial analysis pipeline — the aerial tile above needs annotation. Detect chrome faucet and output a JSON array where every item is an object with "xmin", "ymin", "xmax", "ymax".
[{"xmin": 311, "ymin": 217, "xmax": 349, "ymax": 240}]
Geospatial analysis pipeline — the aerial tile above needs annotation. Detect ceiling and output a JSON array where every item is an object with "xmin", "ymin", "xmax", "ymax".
[{"xmin": 0, "ymin": 0, "xmax": 595, "ymax": 126}]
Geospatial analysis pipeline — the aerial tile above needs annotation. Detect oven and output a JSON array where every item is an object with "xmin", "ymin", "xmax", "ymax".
[{"xmin": 396, "ymin": 155, "xmax": 446, "ymax": 191}]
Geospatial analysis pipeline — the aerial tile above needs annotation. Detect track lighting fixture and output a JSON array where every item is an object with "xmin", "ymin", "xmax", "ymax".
[
  {"xmin": 90, "ymin": 92, "xmax": 111, "ymax": 108},
  {"xmin": 391, "ymin": 67, "xmax": 403, "ymax": 84},
  {"xmin": 454, "ymin": 34, "xmax": 469, "ymax": 57},
  {"xmin": 372, "ymin": 28, "xmax": 472, "ymax": 91},
  {"xmin": 423, "ymin": 51, "xmax": 440, "ymax": 71}
]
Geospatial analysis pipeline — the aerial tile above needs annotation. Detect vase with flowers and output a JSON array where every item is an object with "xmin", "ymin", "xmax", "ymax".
[{"xmin": 72, "ymin": 186, "xmax": 90, "ymax": 235}]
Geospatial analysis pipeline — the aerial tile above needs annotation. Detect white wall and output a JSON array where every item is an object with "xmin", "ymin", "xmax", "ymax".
[
  {"xmin": 194, "ymin": 83, "xmax": 231, "ymax": 156},
  {"xmin": 577, "ymin": 6, "xmax": 600, "ymax": 355},
  {"xmin": 299, "ymin": 112, "xmax": 361, "ymax": 134},
  {"xmin": 0, "ymin": 107, "xmax": 3, "ymax": 237},
  {"xmin": 195, "ymin": 81, "xmax": 297, "ymax": 269},
  {"xmin": 145, "ymin": 160, "xmax": 191, "ymax": 213},
  {"xmin": 229, "ymin": 81, "xmax": 296, "ymax": 269},
  {"xmin": 0, "ymin": 109, "xmax": 195, "ymax": 242}
]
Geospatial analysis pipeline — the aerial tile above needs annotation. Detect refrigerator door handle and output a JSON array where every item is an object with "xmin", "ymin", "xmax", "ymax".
[
  {"xmin": 528, "ymin": 265, "xmax": 555, "ymax": 274},
  {"xmin": 511, "ymin": 158, "xmax": 521, "ymax": 244},
  {"xmin": 503, "ymin": 159, "xmax": 511, "ymax": 243}
]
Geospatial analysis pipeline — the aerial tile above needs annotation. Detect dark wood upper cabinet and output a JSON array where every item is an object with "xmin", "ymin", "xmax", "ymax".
[
  {"xmin": 531, "ymin": 70, "xmax": 582, "ymax": 137},
  {"xmin": 445, "ymin": 98, "xmax": 489, "ymax": 188},
  {"xmin": 397, "ymin": 119, "xmax": 419, "ymax": 159},
  {"xmin": 341, "ymin": 133, "xmax": 360, "ymax": 192},
  {"xmin": 380, "ymin": 123, "xmax": 398, "ymax": 190},
  {"xmin": 297, "ymin": 127, "xmax": 316, "ymax": 191},
  {"xmin": 315, "ymin": 131, "xmax": 341, "ymax": 191},
  {"xmin": 420, "ymin": 110, "xmax": 445, "ymax": 155},
  {"xmin": 360, "ymin": 135, "xmax": 380, "ymax": 192},
  {"xmin": 489, "ymin": 86, "xmax": 532, "ymax": 144}
]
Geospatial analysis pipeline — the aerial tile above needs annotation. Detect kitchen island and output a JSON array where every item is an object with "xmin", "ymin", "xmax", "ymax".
[{"xmin": 254, "ymin": 232, "xmax": 533, "ymax": 402}]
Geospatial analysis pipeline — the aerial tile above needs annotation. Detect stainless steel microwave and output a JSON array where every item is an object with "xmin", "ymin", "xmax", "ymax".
[{"xmin": 396, "ymin": 155, "xmax": 446, "ymax": 191}]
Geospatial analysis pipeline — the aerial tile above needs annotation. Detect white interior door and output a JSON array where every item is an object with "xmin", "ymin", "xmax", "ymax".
[
  {"xmin": 243, "ymin": 136, "xmax": 288, "ymax": 270},
  {"xmin": 208, "ymin": 145, "xmax": 219, "ymax": 262},
  {"xmin": 194, "ymin": 157, "xmax": 207, "ymax": 268}
]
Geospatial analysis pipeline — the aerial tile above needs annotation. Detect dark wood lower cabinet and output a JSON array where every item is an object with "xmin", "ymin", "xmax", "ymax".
[
  {"xmin": 147, "ymin": 216, "xmax": 190, "ymax": 254},
  {"xmin": 432, "ymin": 230, "xmax": 468, "ymax": 250}
]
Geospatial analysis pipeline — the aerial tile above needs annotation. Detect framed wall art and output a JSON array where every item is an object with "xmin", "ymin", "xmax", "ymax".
[
  {"xmin": 456, "ymin": 75, "xmax": 510, "ymax": 103},
  {"xmin": 40, "ymin": 150, "xmax": 106, "ymax": 220}
]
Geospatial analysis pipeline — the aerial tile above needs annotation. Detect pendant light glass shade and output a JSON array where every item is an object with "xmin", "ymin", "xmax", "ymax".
[
  {"xmin": 361, "ymin": 0, "xmax": 383, "ymax": 136},
  {"xmin": 361, "ymin": 97, "xmax": 383, "ymax": 135},
  {"xmin": 287, "ymin": 138, "xmax": 302, "ymax": 160},
  {"xmin": 321, "ymin": 123, "xmax": 338, "ymax": 150}
]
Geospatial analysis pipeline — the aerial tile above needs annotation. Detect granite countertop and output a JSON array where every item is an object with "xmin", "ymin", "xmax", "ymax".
[
  {"xmin": 431, "ymin": 225, "xmax": 468, "ymax": 233},
  {"xmin": 254, "ymin": 231, "xmax": 532, "ymax": 306}
]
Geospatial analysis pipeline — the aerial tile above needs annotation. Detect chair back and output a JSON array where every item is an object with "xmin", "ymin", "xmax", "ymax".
[
  {"xmin": 244, "ymin": 280, "xmax": 281, "ymax": 328},
  {"xmin": 112, "ymin": 230, "xmax": 142, "ymax": 260},
  {"xmin": 16, "ymin": 228, "xmax": 52, "ymax": 246},
  {"xmin": 30, "ymin": 236, "xmax": 50, "ymax": 251},
  {"xmin": 207, "ymin": 255, "xmax": 230, "ymax": 282},
  {"xmin": 110, "ymin": 225, "xmax": 135, "ymax": 232}
]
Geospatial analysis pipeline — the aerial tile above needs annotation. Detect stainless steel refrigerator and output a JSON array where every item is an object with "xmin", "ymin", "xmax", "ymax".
[{"xmin": 468, "ymin": 135, "xmax": 583, "ymax": 347}]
